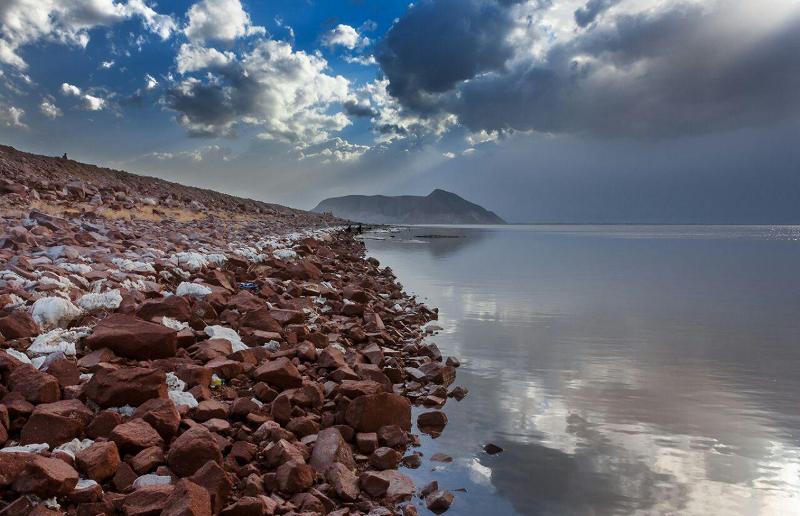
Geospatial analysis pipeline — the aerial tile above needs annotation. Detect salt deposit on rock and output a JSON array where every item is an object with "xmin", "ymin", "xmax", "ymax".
[
  {"xmin": 77, "ymin": 289, "xmax": 122, "ymax": 311},
  {"xmin": 274, "ymin": 248, "xmax": 298, "ymax": 260},
  {"xmin": 111, "ymin": 257, "xmax": 156, "ymax": 274},
  {"xmin": 132, "ymin": 474, "xmax": 172, "ymax": 489},
  {"xmin": 0, "ymin": 443, "xmax": 49, "ymax": 454},
  {"xmin": 57, "ymin": 262, "xmax": 93, "ymax": 275},
  {"xmin": 2, "ymin": 293, "xmax": 26, "ymax": 309},
  {"xmin": 53, "ymin": 438, "xmax": 94, "ymax": 458},
  {"xmin": 6, "ymin": 348, "xmax": 31, "ymax": 363},
  {"xmin": 161, "ymin": 316, "xmax": 189, "ymax": 331},
  {"xmin": 204, "ymin": 325, "xmax": 248, "ymax": 352},
  {"xmin": 28, "ymin": 327, "xmax": 92, "ymax": 356},
  {"xmin": 176, "ymin": 282, "xmax": 212, "ymax": 297},
  {"xmin": 31, "ymin": 296, "xmax": 83, "ymax": 330},
  {"xmin": 171, "ymin": 252, "xmax": 209, "ymax": 271}
]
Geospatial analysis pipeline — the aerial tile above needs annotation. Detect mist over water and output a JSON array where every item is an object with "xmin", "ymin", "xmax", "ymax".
[{"xmin": 364, "ymin": 225, "xmax": 800, "ymax": 515}]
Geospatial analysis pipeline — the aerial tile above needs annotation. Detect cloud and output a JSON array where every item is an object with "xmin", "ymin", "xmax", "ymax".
[
  {"xmin": 175, "ymin": 43, "xmax": 235, "ymax": 73},
  {"xmin": 1, "ymin": 105, "xmax": 26, "ymax": 128},
  {"xmin": 61, "ymin": 83, "xmax": 82, "ymax": 97},
  {"xmin": 165, "ymin": 38, "xmax": 350, "ymax": 145},
  {"xmin": 144, "ymin": 73, "xmax": 158, "ymax": 90},
  {"xmin": 183, "ymin": 0, "xmax": 265, "ymax": 44},
  {"xmin": 343, "ymin": 99, "xmax": 376, "ymax": 118},
  {"xmin": 0, "ymin": 0, "xmax": 176, "ymax": 69},
  {"xmin": 343, "ymin": 54, "xmax": 377, "ymax": 66},
  {"xmin": 100, "ymin": 60, "xmax": 115, "ymax": 69},
  {"xmin": 60, "ymin": 82, "xmax": 107, "ymax": 111},
  {"xmin": 574, "ymin": 0, "xmax": 621, "ymax": 27},
  {"xmin": 298, "ymin": 137, "xmax": 370, "ymax": 163},
  {"xmin": 40, "ymin": 99, "xmax": 62, "ymax": 119},
  {"xmin": 321, "ymin": 24, "xmax": 367, "ymax": 50},
  {"xmin": 376, "ymin": 0, "xmax": 800, "ymax": 138}
]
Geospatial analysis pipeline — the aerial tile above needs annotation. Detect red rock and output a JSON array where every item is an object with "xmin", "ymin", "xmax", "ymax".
[
  {"xmin": 77, "ymin": 347, "xmax": 116, "ymax": 370},
  {"xmin": 194, "ymin": 400, "xmax": 229, "ymax": 422},
  {"xmin": 369, "ymin": 447, "xmax": 402, "ymax": 470},
  {"xmin": 447, "ymin": 385, "xmax": 468, "ymax": 401},
  {"xmin": 417, "ymin": 411, "xmax": 448, "ymax": 436},
  {"xmin": 8, "ymin": 365, "xmax": 60, "ymax": 404},
  {"xmin": 0, "ymin": 311, "xmax": 38, "ymax": 339},
  {"xmin": 268, "ymin": 309, "xmax": 304, "ymax": 325},
  {"xmin": 206, "ymin": 358, "xmax": 244, "ymax": 380},
  {"xmin": 85, "ymin": 314, "xmax": 177, "ymax": 360},
  {"xmin": 371, "ymin": 470, "xmax": 414, "ymax": 502},
  {"xmin": 133, "ymin": 398, "xmax": 180, "ymax": 438},
  {"xmin": 44, "ymin": 358, "xmax": 80, "ymax": 387},
  {"xmin": 75, "ymin": 441, "xmax": 121, "ymax": 482},
  {"xmin": 309, "ymin": 427, "xmax": 355, "ymax": 473},
  {"xmin": 356, "ymin": 432, "xmax": 379, "ymax": 454},
  {"xmin": 426, "ymin": 490, "xmax": 455, "ymax": 513},
  {"xmin": 359, "ymin": 471, "xmax": 390, "ymax": 498},
  {"xmin": 418, "ymin": 362, "xmax": 456, "ymax": 386},
  {"xmin": 317, "ymin": 347, "xmax": 347, "ymax": 369},
  {"xmin": 110, "ymin": 418, "xmax": 164, "ymax": 454},
  {"xmin": 338, "ymin": 379, "xmax": 385, "ymax": 398},
  {"xmin": 130, "ymin": 446, "xmax": 165, "ymax": 475},
  {"xmin": 360, "ymin": 343, "xmax": 384, "ymax": 365},
  {"xmin": 345, "ymin": 393, "xmax": 412, "ymax": 432},
  {"xmin": 219, "ymin": 496, "xmax": 276, "ymax": 516},
  {"xmin": 21, "ymin": 399, "xmax": 92, "ymax": 446},
  {"xmin": 162, "ymin": 478, "xmax": 212, "ymax": 516},
  {"xmin": 68, "ymin": 479, "xmax": 104, "ymax": 504},
  {"xmin": 122, "ymin": 485, "xmax": 174, "ymax": 516},
  {"xmin": 275, "ymin": 460, "xmax": 315, "ymax": 494},
  {"xmin": 239, "ymin": 308, "xmax": 281, "ymax": 333},
  {"xmin": 326, "ymin": 462, "xmax": 359, "ymax": 502},
  {"xmin": 0, "ymin": 452, "xmax": 29, "ymax": 487},
  {"xmin": 189, "ymin": 461, "xmax": 233, "ymax": 513},
  {"xmin": 378, "ymin": 425, "xmax": 408, "ymax": 448},
  {"xmin": 286, "ymin": 416, "xmax": 319, "ymax": 438},
  {"xmin": 86, "ymin": 410, "xmax": 123, "ymax": 439},
  {"xmin": 175, "ymin": 365, "xmax": 212, "ymax": 388},
  {"xmin": 263, "ymin": 439, "xmax": 306, "ymax": 469},
  {"xmin": 167, "ymin": 426, "xmax": 223, "ymax": 477},
  {"xmin": 84, "ymin": 367, "xmax": 167, "ymax": 408},
  {"xmin": 113, "ymin": 462, "xmax": 138, "ymax": 492},
  {"xmin": 253, "ymin": 357, "xmax": 302, "ymax": 389},
  {"xmin": 137, "ymin": 296, "xmax": 192, "ymax": 322},
  {"xmin": 13, "ymin": 454, "xmax": 80, "ymax": 497}
]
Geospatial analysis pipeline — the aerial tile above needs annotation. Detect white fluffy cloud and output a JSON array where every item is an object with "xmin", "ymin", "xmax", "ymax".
[
  {"xmin": 0, "ymin": 0, "xmax": 176, "ymax": 69},
  {"xmin": 40, "ymin": 99, "xmax": 62, "ymax": 119},
  {"xmin": 175, "ymin": 43, "xmax": 235, "ymax": 73},
  {"xmin": 60, "ymin": 82, "xmax": 107, "ymax": 111},
  {"xmin": 0, "ymin": 105, "xmax": 26, "ymax": 128},
  {"xmin": 321, "ymin": 24, "xmax": 368, "ymax": 50},
  {"xmin": 183, "ymin": 0, "xmax": 265, "ymax": 43},
  {"xmin": 144, "ymin": 74, "xmax": 158, "ymax": 90},
  {"xmin": 167, "ymin": 38, "xmax": 350, "ymax": 146}
]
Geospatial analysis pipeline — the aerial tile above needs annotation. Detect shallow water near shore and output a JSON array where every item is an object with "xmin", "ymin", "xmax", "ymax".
[{"xmin": 363, "ymin": 225, "xmax": 800, "ymax": 515}]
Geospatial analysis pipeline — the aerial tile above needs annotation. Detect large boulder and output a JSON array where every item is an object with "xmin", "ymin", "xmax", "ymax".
[
  {"xmin": 85, "ymin": 314, "xmax": 177, "ymax": 359},
  {"xmin": 84, "ymin": 366, "xmax": 167, "ymax": 408},
  {"xmin": 344, "ymin": 393, "xmax": 412, "ymax": 432}
]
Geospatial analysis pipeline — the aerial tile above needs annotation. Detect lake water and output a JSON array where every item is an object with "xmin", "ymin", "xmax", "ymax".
[{"xmin": 362, "ymin": 225, "xmax": 800, "ymax": 516}]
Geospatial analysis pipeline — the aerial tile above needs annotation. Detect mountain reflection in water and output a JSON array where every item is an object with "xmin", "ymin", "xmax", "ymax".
[{"xmin": 364, "ymin": 225, "xmax": 800, "ymax": 516}]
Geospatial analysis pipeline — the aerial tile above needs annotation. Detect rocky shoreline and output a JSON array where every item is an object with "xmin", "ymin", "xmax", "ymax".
[{"xmin": 0, "ymin": 146, "xmax": 462, "ymax": 515}]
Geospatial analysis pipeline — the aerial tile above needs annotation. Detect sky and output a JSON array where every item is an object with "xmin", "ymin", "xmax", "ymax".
[{"xmin": 0, "ymin": 0, "xmax": 799, "ymax": 223}]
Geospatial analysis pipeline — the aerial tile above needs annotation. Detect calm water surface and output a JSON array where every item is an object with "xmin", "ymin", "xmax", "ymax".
[{"xmin": 362, "ymin": 225, "xmax": 800, "ymax": 516}]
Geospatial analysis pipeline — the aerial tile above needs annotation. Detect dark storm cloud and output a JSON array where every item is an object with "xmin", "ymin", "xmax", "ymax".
[
  {"xmin": 164, "ymin": 64, "xmax": 261, "ymax": 137},
  {"xmin": 378, "ymin": 0, "xmax": 800, "ymax": 138},
  {"xmin": 574, "ymin": 0, "xmax": 620, "ymax": 27},
  {"xmin": 376, "ymin": 0, "xmax": 516, "ymax": 112},
  {"xmin": 343, "ymin": 100, "xmax": 376, "ymax": 118}
]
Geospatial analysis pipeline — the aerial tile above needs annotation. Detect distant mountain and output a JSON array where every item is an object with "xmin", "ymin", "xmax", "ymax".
[{"xmin": 312, "ymin": 189, "xmax": 506, "ymax": 224}]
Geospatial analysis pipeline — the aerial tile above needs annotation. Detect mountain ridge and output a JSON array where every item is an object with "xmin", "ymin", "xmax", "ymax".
[{"xmin": 313, "ymin": 189, "xmax": 506, "ymax": 225}]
